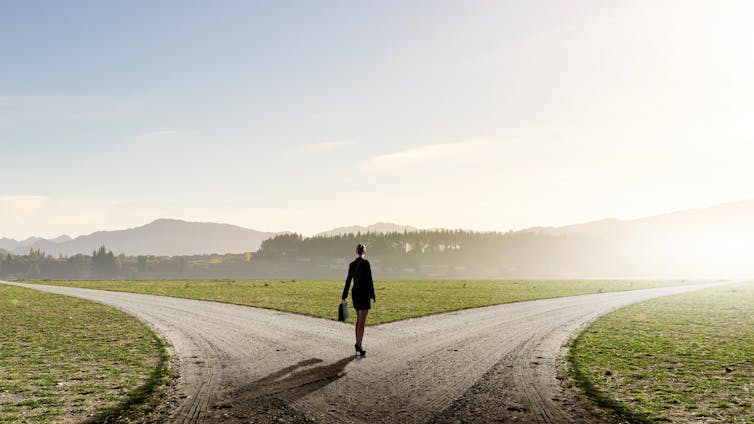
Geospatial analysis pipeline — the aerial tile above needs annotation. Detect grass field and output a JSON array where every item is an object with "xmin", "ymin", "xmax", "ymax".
[
  {"xmin": 0, "ymin": 284, "xmax": 168, "ymax": 423},
  {"xmin": 569, "ymin": 281, "xmax": 754, "ymax": 423},
  {"xmin": 27, "ymin": 279, "xmax": 704, "ymax": 325}
]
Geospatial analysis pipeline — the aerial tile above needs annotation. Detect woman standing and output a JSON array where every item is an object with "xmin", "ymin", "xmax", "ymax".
[{"xmin": 342, "ymin": 244, "xmax": 375, "ymax": 356}]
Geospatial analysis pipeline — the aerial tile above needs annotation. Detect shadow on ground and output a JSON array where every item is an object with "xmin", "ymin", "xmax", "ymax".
[{"xmin": 208, "ymin": 356, "xmax": 357, "ymax": 422}]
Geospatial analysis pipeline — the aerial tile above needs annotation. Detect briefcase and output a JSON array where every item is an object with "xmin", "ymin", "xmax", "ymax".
[{"xmin": 338, "ymin": 300, "xmax": 349, "ymax": 321}]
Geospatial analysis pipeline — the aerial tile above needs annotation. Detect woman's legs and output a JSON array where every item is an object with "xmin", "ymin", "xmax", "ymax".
[{"xmin": 355, "ymin": 309, "xmax": 369, "ymax": 348}]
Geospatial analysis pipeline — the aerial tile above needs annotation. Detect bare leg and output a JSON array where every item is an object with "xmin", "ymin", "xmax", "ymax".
[
  {"xmin": 355, "ymin": 309, "xmax": 369, "ymax": 348},
  {"xmin": 354, "ymin": 310, "xmax": 360, "ymax": 346}
]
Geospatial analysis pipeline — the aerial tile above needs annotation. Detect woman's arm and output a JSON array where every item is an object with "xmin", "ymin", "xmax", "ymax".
[
  {"xmin": 342, "ymin": 262, "xmax": 353, "ymax": 300},
  {"xmin": 366, "ymin": 261, "xmax": 376, "ymax": 301}
]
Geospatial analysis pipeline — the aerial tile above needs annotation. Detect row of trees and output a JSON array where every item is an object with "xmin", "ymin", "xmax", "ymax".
[
  {"xmin": 0, "ymin": 246, "xmax": 255, "ymax": 280},
  {"xmin": 0, "ymin": 230, "xmax": 618, "ymax": 280},
  {"xmin": 254, "ymin": 230, "xmax": 612, "ymax": 278},
  {"xmin": 0, "ymin": 246, "xmax": 123, "ymax": 279}
]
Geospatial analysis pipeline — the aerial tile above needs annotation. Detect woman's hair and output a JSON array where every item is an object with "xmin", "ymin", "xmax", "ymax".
[{"xmin": 356, "ymin": 244, "xmax": 365, "ymax": 255}]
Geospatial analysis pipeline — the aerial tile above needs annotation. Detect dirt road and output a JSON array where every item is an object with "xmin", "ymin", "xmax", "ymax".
[{"xmin": 3, "ymin": 281, "xmax": 726, "ymax": 423}]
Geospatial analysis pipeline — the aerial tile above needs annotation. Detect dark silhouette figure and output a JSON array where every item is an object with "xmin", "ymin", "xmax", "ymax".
[{"xmin": 342, "ymin": 244, "xmax": 375, "ymax": 356}]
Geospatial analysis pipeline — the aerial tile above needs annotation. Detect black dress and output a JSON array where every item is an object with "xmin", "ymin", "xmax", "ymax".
[{"xmin": 342, "ymin": 257, "xmax": 375, "ymax": 310}]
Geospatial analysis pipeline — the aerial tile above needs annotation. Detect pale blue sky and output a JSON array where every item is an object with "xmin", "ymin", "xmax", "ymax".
[{"xmin": 2, "ymin": 0, "xmax": 753, "ymax": 239}]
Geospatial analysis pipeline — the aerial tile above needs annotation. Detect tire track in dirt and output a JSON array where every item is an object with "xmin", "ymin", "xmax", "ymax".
[{"xmin": 2, "ymin": 280, "xmax": 729, "ymax": 423}]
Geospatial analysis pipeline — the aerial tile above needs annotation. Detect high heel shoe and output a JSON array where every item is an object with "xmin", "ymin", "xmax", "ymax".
[{"xmin": 355, "ymin": 344, "xmax": 366, "ymax": 357}]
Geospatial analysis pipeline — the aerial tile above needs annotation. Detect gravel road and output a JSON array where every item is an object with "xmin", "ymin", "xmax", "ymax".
[{"xmin": 2, "ymin": 281, "xmax": 727, "ymax": 423}]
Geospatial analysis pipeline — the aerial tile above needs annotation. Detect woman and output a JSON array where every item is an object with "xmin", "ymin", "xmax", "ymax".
[{"xmin": 342, "ymin": 244, "xmax": 375, "ymax": 356}]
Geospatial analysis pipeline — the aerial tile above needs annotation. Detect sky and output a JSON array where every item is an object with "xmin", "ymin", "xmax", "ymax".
[{"xmin": 2, "ymin": 0, "xmax": 754, "ymax": 239}]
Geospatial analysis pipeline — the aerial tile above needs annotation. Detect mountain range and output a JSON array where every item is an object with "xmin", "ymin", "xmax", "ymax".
[
  {"xmin": 0, "ymin": 235, "xmax": 71, "ymax": 252},
  {"xmin": 2, "ymin": 220, "xmax": 421, "ymax": 257},
  {"xmin": 4, "ymin": 219, "xmax": 276, "ymax": 257},
  {"xmin": 3, "ymin": 198, "xmax": 754, "ymax": 261}
]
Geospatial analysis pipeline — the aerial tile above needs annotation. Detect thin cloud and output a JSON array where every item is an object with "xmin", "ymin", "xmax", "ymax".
[
  {"xmin": 359, "ymin": 140, "xmax": 501, "ymax": 173},
  {"xmin": 296, "ymin": 140, "xmax": 356, "ymax": 153},
  {"xmin": 133, "ymin": 130, "xmax": 180, "ymax": 142}
]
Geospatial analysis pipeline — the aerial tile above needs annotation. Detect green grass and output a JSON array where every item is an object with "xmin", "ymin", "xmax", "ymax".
[
  {"xmin": 0, "ymin": 284, "xmax": 168, "ymax": 423},
  {"xmin": 568, "ymin": 281, "xmax": 754, "ymax": 423},
  {"xmin": 28, "ymin": 279, "xmax": 705, "ymax": 325}
]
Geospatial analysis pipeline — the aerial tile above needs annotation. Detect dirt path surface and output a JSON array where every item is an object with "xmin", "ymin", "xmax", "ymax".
[{"xmin": 2, "ymin": 281, "xmax": 727, "ymax": 423}]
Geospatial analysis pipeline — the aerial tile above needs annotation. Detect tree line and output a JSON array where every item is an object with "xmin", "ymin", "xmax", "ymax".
[
  {"xmin": 0, "ymin": 246, "xmax": 254, "ymax": 280},
  {"xmin": 254, "ymin": 230, "xmax": 612, "ymax": 278},
  {"xmin": 0, "ymin": 229, "xmax": 618, "ymax": 280}
]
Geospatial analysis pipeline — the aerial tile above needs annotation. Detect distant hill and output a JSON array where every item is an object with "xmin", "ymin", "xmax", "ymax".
[
  {"xmin": 15, "ymin": 219, "xmax": 276, "ymax": 257},
  {"xmin": 49, "ymin": 235, "xmax": 72, "ymax": 243},
  {"xmin": 524, "ymin": 199, "xmax": 754, "ymax": 240},
  {"xmin": 0, "ymin": 238, "xmax": 17, "ymax": 251},
  {"xmin": 522, "ymin": 198, "xmax": 754, "ymax": 276},
  {"xmin": 0, "ymin": 236, "xmax": 47, "ymax": 251},
  {"xmin": 317, "ymin": 222, "xmax": 419, "ymax": 237},
  {"xmin": 3, "ymin": 199, "xmax": 753, "ymax": 277}
]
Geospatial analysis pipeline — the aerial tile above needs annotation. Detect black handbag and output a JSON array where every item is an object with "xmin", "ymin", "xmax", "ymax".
[{"xmin": 338, "ymin": 300, "xmax": 349, "ymax": 321}]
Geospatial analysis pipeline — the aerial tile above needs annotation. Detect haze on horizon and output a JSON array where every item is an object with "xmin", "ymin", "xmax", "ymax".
[{"xmin": 2, "ymin": 0, "xmax": 753, "ymax": 240}]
